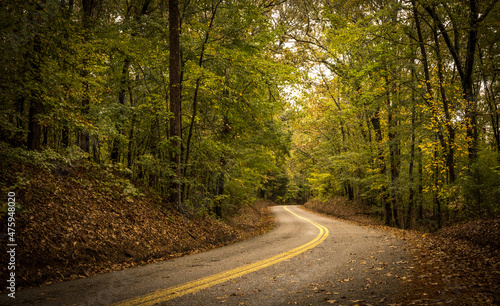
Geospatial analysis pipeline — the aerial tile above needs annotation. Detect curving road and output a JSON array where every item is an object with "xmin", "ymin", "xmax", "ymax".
[{"xmin": 2, "ymin": 206, "xmax": 410, "ymax": 305}]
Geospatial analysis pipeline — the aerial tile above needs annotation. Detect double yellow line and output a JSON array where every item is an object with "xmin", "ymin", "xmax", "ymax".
[{"xmin": 113, "ymin": 206, "xmax": 329, "ymax": 306}]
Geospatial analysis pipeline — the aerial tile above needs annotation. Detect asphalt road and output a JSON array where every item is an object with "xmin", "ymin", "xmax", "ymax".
[{"xmin": 1, "ymin": 206, "xmax": 410, "ymax": 306}]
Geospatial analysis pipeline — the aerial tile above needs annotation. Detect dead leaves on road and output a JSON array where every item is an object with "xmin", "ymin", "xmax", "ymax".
[{"xmin": 305, "ymin": 199, "xmax": 500, "ymax": 305}]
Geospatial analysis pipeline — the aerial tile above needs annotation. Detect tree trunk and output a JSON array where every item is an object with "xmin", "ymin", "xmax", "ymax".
[
  {"xmin": 79, "ymin": 0, "xmax": 95, "ymax": 154},
  {"xmin": 407, "ymin": 132, "xmax": 415, "ymax": 229},
  {"xmin": 127, "ymin": 81, "xmax": 136, "ymax": 169},
  {"xmin": 370, "ymin": 110, "xmax": 390, "ymax": 226},
  {"xmin": 111, "ymin": 58, "xmax": 130, "ymax": 163},
  {"xmin": 462, "ymin": 0, "xmax": 479, "ymax": 161},
  {"xmin": 183, "ymin": 0, "xmax": 221, "ymax": 179},
  {"xmin": 423, "ymin": 0, "xmax": 490, "ymax": 162},
  {"xmin": 27, "ymin": 95, "xmax": 43, "ymax": 151},
  {"xmin": 27, "ymin": 7, "xmax": 44, "ymax": 151},
  {"xmin": 214, "ymin": 155, "xmax": 225, "ymax": 218},
  {"xmin": 213, "ymin": 66, "xmax": 232, "ymax": 218},
  {"xmin": 417, "ymin": 143, "xmax": 423, "ymax": 221},
  {"xmin": 407, "ymin": 68, "xmax": 417, "ymax": 229},
  {"xmin": 412, "ymin": 0, "xmax": 447, "ymax": 154},
  {"xmin": 432, "ymin": 22, "xmax": 456, "ymax": 184},
  {"xmin": 60, "ymin": 0, "xmax": 74, "ymax": 150},
  {"xmin": 433, "ymin": 138, "xmax": 442, "ymax": 229},
  {"xmin": 387, "ymin": 75, "xmax": 400, "ymax": 228},
  {"xmin": 61, "ymin": 123, "xmax": 69, "ymax": 148},
  {"xmin": 79, "ymin": 87, "xmax": 90, "ymax": 153},
  {"xmin": 169, "ymin": 0, "xmax": 183, "ymax": 212}
]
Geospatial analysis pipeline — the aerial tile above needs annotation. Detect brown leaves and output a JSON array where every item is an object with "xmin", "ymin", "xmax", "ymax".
[
  {"xmin": 304, "ymin": 197, "xmax": 499, "ymax": 304},
  {"xmin": 0, "ymin": 163, "xmax": 275, "ymax": 292},
  {"xmin": 304, "ymin": 198, "xmax": 383, "ymax": 226},
  {"xmin": 437, "ymin": 219, "xmax": 500, "ymax": 249},
  {"xmin": 396, "ymin": 224, "xmax": 500, "ymax": 305}
]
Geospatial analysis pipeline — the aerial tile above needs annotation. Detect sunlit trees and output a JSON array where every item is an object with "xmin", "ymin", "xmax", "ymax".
[{"xmin": 285, "ymin": 0, "xmax": 500, "ymax": 228}]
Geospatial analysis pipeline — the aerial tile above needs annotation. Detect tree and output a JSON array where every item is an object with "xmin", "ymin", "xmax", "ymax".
[
  {"xmin": 284, "ymin": 0, "xmax": 500, "ymax": 228},
  {"xmin": 2, "ymin": 0, "xmax": 497, "ymax": 225},
  {"xmin": 169, "ymin": 0, "xmax": 183, "ymax": 211}
]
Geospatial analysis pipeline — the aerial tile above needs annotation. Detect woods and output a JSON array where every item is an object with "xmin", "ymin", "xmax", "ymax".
[
  {"xmin": 1, "ymin": 0, "xmax": 499, "ymax": 230},
  {"xmin": 285, "ymin": 0, "xmax": 500, "ymax": 229},
  {"xmin": 1, "ymin": 0, "xmax": 295, "ymax": 216}
]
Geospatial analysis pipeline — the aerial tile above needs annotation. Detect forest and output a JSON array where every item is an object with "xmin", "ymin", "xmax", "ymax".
[{"xmin": 1, "ymin": 0, "xmax": 499, "ymax": 230}]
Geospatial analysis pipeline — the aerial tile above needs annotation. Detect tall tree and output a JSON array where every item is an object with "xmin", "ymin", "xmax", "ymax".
[
  {"xmin": 422, "ymin": 0, "xmax": 499, "ymax": 161},
  {"xmin": 169, "ymin": 0, "xmax": 183, "ymax": 211},
  {"xmin": 26, "ymin": 1, "xmax": 46, "ymax": 151}
]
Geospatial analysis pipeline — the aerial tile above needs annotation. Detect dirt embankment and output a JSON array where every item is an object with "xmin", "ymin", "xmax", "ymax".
[
  {"xmin": 304, "ymin": 197, "xmax": 384, "ymax": 226},
  {"xmin": 304, "ymin": 197, "xmax": 500, "ymax": 305},
  {"xmin": 0, "ymin": 160, "xmax": 274, "ymax": 292}
]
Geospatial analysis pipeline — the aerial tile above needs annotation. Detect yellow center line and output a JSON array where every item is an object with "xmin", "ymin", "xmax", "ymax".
[{"xmin": 112, "ymin": 206, "xmax": 329, "ymax": 306}]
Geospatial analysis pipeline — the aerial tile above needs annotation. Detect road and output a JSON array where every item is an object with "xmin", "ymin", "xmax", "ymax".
[{"xmin": 1, "ymin": 206, "xmax": 410, "ymax": 305}]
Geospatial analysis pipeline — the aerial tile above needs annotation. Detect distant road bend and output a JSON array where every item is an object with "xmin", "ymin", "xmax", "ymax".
[{"xmin": 3, "ymin": 206, "xmax": 409, "ymax": 305}]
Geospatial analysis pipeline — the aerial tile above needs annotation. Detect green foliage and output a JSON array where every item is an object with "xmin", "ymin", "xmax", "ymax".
[
  {"xmin": 0, "ymin": 0, "xmax": 301, "ymax": 216},
  {"xmin": 284, "ymin": 0, "xmax": 500, "ymax": 229},
  {"xmin": 457, "ymin": 152, "xmax": 500, "ymax": 220},
  {"xmin": 0, "ymin": 142, "xmax": 88, "ymax": 170},
  {"xmin": 3, "ymin": 0, "xmax": 498, "ymax": 227}
]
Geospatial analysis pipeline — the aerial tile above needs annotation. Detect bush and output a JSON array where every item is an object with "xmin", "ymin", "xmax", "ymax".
[{"xmin": 458, "ymin": 154, "xmax": 500, "ymax": 219}]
